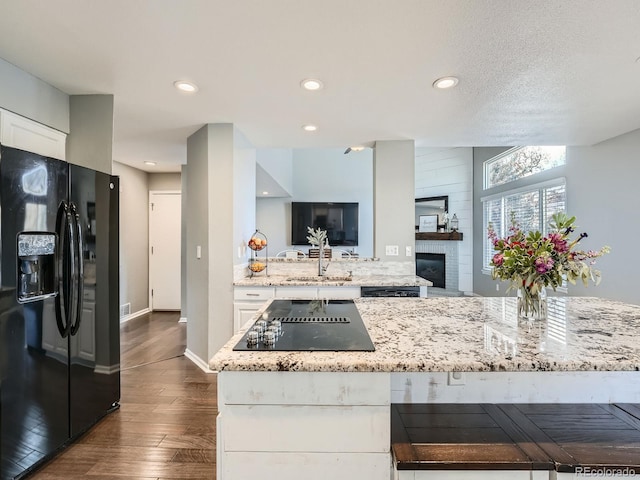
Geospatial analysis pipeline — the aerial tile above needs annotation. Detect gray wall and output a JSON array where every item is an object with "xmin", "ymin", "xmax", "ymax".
[
  {"xmin": 186, "ymin": 126, "xmax": 210, "ymax": 361},
  {"xmin": 149, "ymin": 172, "xmax": 181, "ymax": 191},
  {"xmin": 473, "ymin": 130, "xmax": 640, "ymax": 305},
  {"xmin": 374, "ymin": 140, "xmax": 415, "ymax": 264},
  {"xmin": 181, "ymin": 165, "xmax": 188, "ymax": 321},
  {"xmin": 67, "ymin": 95, "xmax": 114, "ymax": 174},
  {"xmin": 186, "ymin": 124, "xmax": 256, "ymax": 364},
  {"xmin": 112, "ymin": 161, "xmax": 150, "ymax": 314},
  {"xmin": 0, "ymin": 57, "xmax": 69, "ymax": 133}
]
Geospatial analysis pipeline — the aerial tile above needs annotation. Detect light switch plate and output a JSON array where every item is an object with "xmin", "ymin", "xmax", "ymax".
[{"xmin": 385, "ymin": 245, "xmax": 399, "ymax": 256}]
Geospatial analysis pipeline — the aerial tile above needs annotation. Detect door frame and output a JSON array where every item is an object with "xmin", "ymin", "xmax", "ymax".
[{"xmin": 148, "ymin": 189, "xmax": 182, "ymax": 311}]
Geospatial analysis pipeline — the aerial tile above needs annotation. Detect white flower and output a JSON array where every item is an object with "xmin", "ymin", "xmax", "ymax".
[{"xmin": 306, "ymin": 227, "xmax": 327, "ymax": 246}]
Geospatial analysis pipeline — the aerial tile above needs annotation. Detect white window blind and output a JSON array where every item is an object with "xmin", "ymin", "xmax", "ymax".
[{"xmin": 482, "ymin": 180, "xmax": 566, "ymax": 270}]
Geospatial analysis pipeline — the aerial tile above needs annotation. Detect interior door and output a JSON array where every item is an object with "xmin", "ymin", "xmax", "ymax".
[{"xmin": 149, "ymin": 191, "xmax": 181, "ymax": 310}]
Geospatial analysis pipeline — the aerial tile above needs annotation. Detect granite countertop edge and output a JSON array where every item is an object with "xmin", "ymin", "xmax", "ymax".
[
  {"xmin": 233, "ymin": 274, "xmax": 431, "ymax": 287},
  {"xmin": 209, "ymin": 297, "xmax": 640, "ymax": 373}
]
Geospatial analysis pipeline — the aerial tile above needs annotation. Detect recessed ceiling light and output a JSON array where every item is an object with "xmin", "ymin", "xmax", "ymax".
[
  {"xmin": 262, "ymin": 191, "xmax": 269, "ymax": 195},
  {"xmin": 144, "ymin": 161, "xmax": 156, "ymax": 166},
  {"xmin": 344, "ymin": 146, "xmax": 366, "ymax": 154},
  {"xmin": 301, "ymin": 78, "xmax": 323, "ymax": 91},
  {"xmin": 432, "ymin": 76, "xmax": 459, "ymax": 89},
  {"xmin": 173, "ymin": 80, "xmax": 199, "ymax": 93},
  {"xmin": 302, "ymin": 124, "xmax": 318, "ymax": 132}
]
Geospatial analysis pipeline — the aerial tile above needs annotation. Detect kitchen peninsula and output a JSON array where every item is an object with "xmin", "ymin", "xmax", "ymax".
[
  {"xmin": 232, "ymin": 257, "xmax": 431, "ymax": 332},
  {"xmin": 210, "ymin": 297, "xmax": 640, "ymax": 480}
]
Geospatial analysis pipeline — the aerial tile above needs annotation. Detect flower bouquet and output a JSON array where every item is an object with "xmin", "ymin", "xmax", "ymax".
[{"xmin": 488, "ymin": 212, "xmax": 610, "ymax": 319}]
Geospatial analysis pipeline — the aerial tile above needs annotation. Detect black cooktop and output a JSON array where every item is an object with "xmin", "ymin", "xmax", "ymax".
[{"xmin": 232, "ymin": 299, "xmax": 375, "ymax": 352}]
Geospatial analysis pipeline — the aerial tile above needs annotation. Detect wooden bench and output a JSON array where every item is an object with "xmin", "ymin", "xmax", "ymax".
[{"xmin": 392, "ymin": 403, "xmax": 640, "ymax": 479}]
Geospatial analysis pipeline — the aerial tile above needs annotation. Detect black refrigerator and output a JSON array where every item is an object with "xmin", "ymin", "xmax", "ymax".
[{"xmin": 0, "ymin": 144, "xmax": 120, "ymax": 479}]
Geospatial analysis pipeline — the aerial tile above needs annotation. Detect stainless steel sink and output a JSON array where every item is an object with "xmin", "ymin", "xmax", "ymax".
[{"xmin": 285, "ymin": 275, "xmax": 352, "ymax": 282}]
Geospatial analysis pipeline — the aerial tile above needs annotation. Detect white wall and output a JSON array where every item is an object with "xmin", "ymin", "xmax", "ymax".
[
  {"xmin": 256, "ymin": 148, "xmax": 293, "ymax": 194},
  {"xmin": 113, "ymin": 161, "xmax": 150, "ymax": 315},
  {"xmin": 256, "ymin": 147, "xmax": 374, "ymax": 257},
  {"xmin": 415, "ymin": 147, "xmax": 473, "ymax": 292}
]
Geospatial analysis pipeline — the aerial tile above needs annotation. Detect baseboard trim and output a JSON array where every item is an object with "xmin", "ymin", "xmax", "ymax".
[
  {"xmin": 184, "ymin": 348, "xmax": 215, "ymax": 373},
  {"xmin": 179, "ymin": 317, "xmax": 187, "ymax": 323},
  {"xmin": 119, "ymin": 307, "xmax": 151, "ymax": 324},
  {"xmin": 94, "ymin": 363, "xmax": 121, "ymax": 375}
]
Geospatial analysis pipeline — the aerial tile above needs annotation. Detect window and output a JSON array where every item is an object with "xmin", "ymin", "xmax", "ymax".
[
  {"xmin": 484, "ymin": 146, "xmax": 566, "ymax": 189},
  {"xmin": 482, "ymin": 180, "xmax": 566, "ymax": 270}
]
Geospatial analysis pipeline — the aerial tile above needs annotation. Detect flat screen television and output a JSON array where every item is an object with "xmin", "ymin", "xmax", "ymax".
[{"xmin": 291, "ymin": 202, "xmax": 358, "ymax": 246}]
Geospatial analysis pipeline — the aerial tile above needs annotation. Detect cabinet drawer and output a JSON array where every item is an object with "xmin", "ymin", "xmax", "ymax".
[
  {"xmin": 233, "ymin": 287, "xmax": 275, "ymax": 301},
  {"xmin": 275, "ymin": 286, "xmax": 318, "ymax": 299},
  {"xmin": 317, "ymin": 286, "xmax": 361, "ymax": 299}
]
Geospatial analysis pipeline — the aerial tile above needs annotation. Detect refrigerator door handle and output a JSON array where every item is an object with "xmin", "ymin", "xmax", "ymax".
[
  {"xmin": 70, "ymin": 202, "xmax": 84, "ymax": 336},
  {"xmin": 54, "ymin": 201, "xmax": 72, "ymax": 338}
]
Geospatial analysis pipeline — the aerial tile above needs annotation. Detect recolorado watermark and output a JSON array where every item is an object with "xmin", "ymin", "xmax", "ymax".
[{"xmin": 576, "ymin": 466, "xmax": 637, "ymax": 477}]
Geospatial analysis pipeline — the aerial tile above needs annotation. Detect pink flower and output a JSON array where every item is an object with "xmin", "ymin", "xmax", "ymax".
[
  {"xmin": 492, "ymin": 253, "xmax": 504, "ymax": 266},
  {"xmin": 548, "ymin": 233, "xmax": 569, "ymax": 254},
  {"xmin": 534, "ymin": 256, "xmax": 554, "ymax": 274}
]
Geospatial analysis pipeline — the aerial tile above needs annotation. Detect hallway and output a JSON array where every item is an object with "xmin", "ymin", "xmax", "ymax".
[{"xmin": 28, "ymin": 312, "xmax": 217, "ymax": 480}]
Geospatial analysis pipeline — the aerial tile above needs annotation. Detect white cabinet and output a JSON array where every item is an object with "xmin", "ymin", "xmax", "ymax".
[
  {"xmin": 275, "ymin": 286, "xmax": 361, "ymax": 300},
  {"xmin": 317, "ymin": 286, "xmax": 361, "ymax": 299},
  {"xmin": 0, "ymin": 108, "xmax": 66, "ymax": 159},
  {"xmin": 274, "ymin": 286, "xmax": 319, "ymax": 299},
  {"xmin": 217, "ymin": 371, "xmax": 391, "ymax": 480},
  {"xmin": 233, "ymin": 284, "xmax": 361, "ymax": 332},
  {"xmin": 233, "ymin": 287, "xmax": 275, "ymax": 333}
]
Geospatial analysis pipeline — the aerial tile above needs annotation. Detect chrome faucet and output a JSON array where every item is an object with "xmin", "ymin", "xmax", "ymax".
[{"xmin": 318, "ymin": 242, "xmax": 329, "ymax": 276}]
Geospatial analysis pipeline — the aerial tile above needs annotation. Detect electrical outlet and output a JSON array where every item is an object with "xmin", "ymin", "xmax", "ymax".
[
  {"xmin": 448, "ymin": 371, "xmax": 465, "ymax": 386},
  {"xmin": 405, "ymin": 246, "xmax": 412, "ymax": 256},
  {"xmin": 496, "ymin": 283, "xmax": 500, "ymax": 291},
  {"xmin": 385, "ymin": 245, "xmax": 399, "ymax": 256}
]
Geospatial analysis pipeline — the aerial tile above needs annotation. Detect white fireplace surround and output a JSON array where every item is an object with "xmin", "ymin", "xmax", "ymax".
[{"xmin": 416, "ymin": 240, "xmax": 459, "ymax": 292}]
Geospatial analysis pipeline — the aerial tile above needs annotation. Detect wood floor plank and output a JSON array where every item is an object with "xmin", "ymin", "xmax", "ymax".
[
  {"xmin": 27, "ymin": 312, "xmax": 216, "ymax": 480},
  {"xmin": 86, "ymin": 460, "xmax": 214, "ymax": 478},
  {"xmin": 170, "ymin": 448, "xmax": 216, "ymax": 464},
  {"xmin": 159, "ymin": 434, "xmax": 216, "ymax": 450}
]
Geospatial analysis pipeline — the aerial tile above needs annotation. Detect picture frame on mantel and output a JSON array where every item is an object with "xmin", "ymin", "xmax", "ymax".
[{"xmin": 418, "ymin": 214, "xmax": 439, "ymax": 233}]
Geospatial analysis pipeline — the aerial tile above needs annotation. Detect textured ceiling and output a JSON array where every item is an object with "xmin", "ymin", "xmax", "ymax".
[{"xmin": 1, "ymin": 0, "xmax": 639, "ymax": 172}]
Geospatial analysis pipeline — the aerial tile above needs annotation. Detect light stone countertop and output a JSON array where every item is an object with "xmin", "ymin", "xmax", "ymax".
[
  {"xmin": 209, "ymin": 297, "xmax": 640, "ymax": 373},
  {"xmin": 233, "ymin": 274, "xmax": 431, "ymax": 287}
]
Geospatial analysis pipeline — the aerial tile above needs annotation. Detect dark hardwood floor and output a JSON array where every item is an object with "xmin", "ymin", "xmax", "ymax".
[{"xmin": 27, "ymin": 312, "xmax": 217, "ymax": 480}]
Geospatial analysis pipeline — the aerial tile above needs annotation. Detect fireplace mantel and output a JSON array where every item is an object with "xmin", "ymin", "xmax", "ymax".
[{"xmin": 415, "ymin": 232, "xmax": 463, "ymax": 241}]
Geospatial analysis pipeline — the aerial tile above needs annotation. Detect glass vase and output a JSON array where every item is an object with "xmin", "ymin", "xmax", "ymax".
[{"xmin": 516, "ymin": 286, "xmax": 547, "ymax": 321}]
